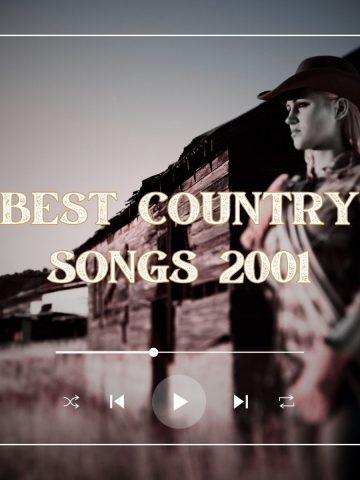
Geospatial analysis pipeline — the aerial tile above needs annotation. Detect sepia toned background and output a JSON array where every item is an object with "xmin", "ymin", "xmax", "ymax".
[{"xmin": 1, "ymin": 1, "xmax": 360, "ymax": 479}]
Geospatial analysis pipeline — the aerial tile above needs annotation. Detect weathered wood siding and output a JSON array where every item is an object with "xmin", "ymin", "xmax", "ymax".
[{"xmin": 88, "ymin": 150, "xmax": 230, "ymax": 351}]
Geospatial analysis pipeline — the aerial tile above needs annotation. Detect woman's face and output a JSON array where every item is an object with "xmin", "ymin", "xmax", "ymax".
[{"xmin": 285, "ymin": 91, "xmax": 339, "ymax": 151}]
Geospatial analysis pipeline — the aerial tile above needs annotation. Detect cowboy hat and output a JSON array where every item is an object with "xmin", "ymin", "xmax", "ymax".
[{"xmin": 258, "ymin": 56, "xmax": 360, "ymax": 108}]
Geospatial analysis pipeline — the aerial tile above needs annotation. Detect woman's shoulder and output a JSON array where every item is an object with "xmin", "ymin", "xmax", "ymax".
[
  {"xmin": 336, "ymin": 151, "xmax": 360, "ymax": 182},
  {"xmin": 336, "ymin": 158, "xmax": 360, "ymax": 190}
]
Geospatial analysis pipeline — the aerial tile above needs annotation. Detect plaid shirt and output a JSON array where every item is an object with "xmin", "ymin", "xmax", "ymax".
[{"xmin": 263, "ymin": 151, "xmax": 360, "ymax": 385}]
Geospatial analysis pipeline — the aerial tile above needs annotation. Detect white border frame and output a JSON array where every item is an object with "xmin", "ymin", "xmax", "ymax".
[{"xmin": 1, "ymin": 33, "xmax": 360, "ymax": 446}]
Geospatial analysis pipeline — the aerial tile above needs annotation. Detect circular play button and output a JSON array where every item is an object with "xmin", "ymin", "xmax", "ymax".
[{"xmin": 152, "ymin": 375, "xmax": 207, "ymax": 429}]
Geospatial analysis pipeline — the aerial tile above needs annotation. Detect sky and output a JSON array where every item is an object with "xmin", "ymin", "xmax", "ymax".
[
  {"xmin": 0, "ymin": 0, "xmax": 360, "ymax": 34},
  {"xmin": 0, "ymin": 2, "xmax": 360, "ymax": 276}
]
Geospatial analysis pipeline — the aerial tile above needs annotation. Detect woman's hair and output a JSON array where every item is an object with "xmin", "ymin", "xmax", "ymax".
[{"xmin": 304, "ymin": 91, "xmax": 360, "ymax": 176}]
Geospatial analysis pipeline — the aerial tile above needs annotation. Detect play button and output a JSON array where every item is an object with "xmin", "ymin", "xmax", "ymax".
[
  {"xmin": 173, "ymin": 393, "xmax": 188, "ymax": 411},
  {"xmin": 152, "ymin": 375, "xmax": 206, "ymax": 429}
]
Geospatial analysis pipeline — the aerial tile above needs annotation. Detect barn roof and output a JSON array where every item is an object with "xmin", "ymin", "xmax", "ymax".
[{"xmin": 73, "ymin": 102, "xmax": 281, "ymax": 254}]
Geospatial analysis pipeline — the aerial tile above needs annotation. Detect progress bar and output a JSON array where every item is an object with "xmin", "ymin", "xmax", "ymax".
[{"xmin": 55, "ymin": 348, "xmax": 305, "ymax": 357}]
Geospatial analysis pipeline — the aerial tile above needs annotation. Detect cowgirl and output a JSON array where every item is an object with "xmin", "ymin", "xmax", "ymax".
[{"xmin": 241, "ymin": 55, "xmax": 360, "ymax": 479}]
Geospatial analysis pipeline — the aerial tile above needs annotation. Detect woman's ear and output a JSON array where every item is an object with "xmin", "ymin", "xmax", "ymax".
[{"xmin": 335, "ymin": 98, "xmax": 349, "ymax": 120}]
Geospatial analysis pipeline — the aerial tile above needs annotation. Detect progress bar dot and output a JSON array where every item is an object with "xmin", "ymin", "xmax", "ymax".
[{"xmin": 149, "ymin": 347, "xmax": 159, "ymax": 357}]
